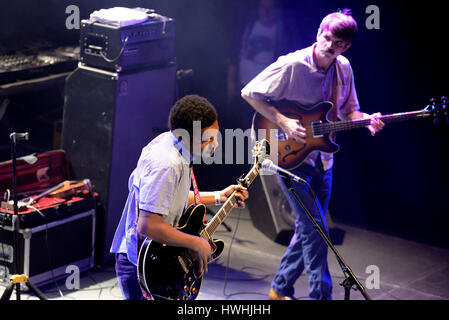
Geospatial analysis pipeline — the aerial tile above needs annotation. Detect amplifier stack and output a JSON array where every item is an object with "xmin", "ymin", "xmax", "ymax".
[
  {"xmin": 62, "ymin": 7, "xmax": 177, "ymax": 264},
  {"xmin": 79, "ymin": 8, "xmax": 175, "ymax": 72}
]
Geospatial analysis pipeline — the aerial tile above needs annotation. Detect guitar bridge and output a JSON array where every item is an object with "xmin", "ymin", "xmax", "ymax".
[{"xmin": 311, "ymin": 120, "xmax": 324, "ymax": 138}]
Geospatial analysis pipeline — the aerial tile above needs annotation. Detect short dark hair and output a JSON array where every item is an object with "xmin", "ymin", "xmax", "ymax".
[
  {"xmin": 168, "ymin": 94, "xmax": 218, "ymax": 137},
  {"xmin": 319, "ymin": 9, "xmax": 358, "ymax": 43}
]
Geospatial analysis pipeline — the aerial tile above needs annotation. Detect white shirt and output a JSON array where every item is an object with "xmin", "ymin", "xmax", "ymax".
[{"xmin": 110, "ymin": 131, "xmax": 191, "ymax": 265}]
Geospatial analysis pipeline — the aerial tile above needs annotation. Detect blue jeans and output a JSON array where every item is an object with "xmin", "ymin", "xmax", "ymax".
[
  {"xmin": 271, "ymin": 163, "xmax": 333, "ymax": 300},
  {"xmin": 115, "ymin": 253, "xmax": 144, "ymax": 300}
]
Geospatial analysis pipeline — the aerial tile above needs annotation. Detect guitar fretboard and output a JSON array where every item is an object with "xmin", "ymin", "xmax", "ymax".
[
  {"xmin": 202, "ymin": 165, "xmax": 260, "ymax": 237},
  {"xmin": 313, "ymin": 109, "xmax": 430, "ymax": 135}
]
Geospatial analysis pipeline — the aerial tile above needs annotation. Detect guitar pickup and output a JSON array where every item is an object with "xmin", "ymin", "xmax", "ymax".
[{"xmin": 311, "ymin": 120, "xmax": 324, "ymax": 138}]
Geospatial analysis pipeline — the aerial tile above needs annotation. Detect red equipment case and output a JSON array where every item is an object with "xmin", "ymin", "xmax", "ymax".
[
  {"xmin": 0, "ymin": 149, "xmax": 70, "ymax": 198},
  {"xmin": 0, "ymin": 149, "xmax": 97, "ymax": 287}
]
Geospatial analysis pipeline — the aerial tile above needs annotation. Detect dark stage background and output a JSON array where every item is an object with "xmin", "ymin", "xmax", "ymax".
[{"xmin": 1, "ymin": 0, "xmax": 448, "ymax": 249}]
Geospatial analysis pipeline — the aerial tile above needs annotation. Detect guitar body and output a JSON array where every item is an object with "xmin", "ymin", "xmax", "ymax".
[
  {"xmin": 254, "ymin": 97, "xmax": 445, "ymax": 170},
  {"xmin": 254, "ymin": 100, "xmax": 339, "ymax": 170},
  {"xmin": 137, "ymin": 204, "xmax": 224, "ymax": 300}
]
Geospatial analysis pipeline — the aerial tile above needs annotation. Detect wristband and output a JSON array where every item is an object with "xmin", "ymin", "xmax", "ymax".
[{"xmin": 214, "ymin": 191, "xmax": 222, "ymax": 206}]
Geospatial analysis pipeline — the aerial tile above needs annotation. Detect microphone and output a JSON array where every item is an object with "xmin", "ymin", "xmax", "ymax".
[
  {"xmin": 261, "ymin": 159, "xmax": 307, "ymax": 184},
  {"xmin": 9, "ymin": 132, "xmax": 29, "ymax": 142}
]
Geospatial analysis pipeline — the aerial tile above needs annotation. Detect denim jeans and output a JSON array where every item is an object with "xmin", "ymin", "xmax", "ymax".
[
  {"xmin": 271, "ymin": 163, "xmax": 333, "ymax": 300},
  {"xmin": 115, "ymin": 253, "xmax": 144, "ymax": 300}
]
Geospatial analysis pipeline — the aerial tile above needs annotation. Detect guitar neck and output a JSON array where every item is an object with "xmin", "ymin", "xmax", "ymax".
[
  {"xmin": 203, "ymin": 165, "xmax": 260, "ymax": 237},
  {"xmin": 321, "ymin": 109, "xmax": 431, "ymax": 134}
]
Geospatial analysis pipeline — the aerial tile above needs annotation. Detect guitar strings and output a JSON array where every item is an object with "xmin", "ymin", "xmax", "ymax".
[{"xmin": 311, "ymin": 111, "xmax": 423, "ymax": 135}]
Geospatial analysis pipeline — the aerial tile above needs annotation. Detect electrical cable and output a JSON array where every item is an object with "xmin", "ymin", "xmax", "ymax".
[
  {"xmin": 217, "ymin": 173, "xmax": 338, "ymax": 300},
  {"xmin": 219, "ymin": 209, "xmax": 274, "ymax": 299},
  {"xmin": 99, "ymin": 36, "xmax": 129, "ymax": 63},
  {"xmin": 86, "ymin": 269, "xmax": 106, "ymax": 300},
  {"xmin": 208, "ymin": 263, "xmax": 271, "ymax": 282},
  {"xmin": 221, "ymin": 209, "xmax": 242, "ymax": 299},
  {"xmin": 26, "ymin": 204, "xmax": 64, "ymax": 298}
]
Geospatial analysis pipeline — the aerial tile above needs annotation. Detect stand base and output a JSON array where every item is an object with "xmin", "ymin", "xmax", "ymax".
[{"xmin": 0, "ymin": 274, "xmax": 47, "ymax": 300}]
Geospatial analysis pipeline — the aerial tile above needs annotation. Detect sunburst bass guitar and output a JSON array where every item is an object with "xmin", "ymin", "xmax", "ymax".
[
  {"xmin": 254, "ymin": 97, "xmax": 447, "ymax": 170},
  {"xmin": 137, "ymin": 139, "xmax": 270, "ymax": 300}
]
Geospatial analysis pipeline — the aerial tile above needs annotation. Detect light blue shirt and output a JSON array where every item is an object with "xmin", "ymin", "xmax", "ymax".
[
  {"xmin": 110, "ymin": 131, "xmax": 192, "ymax": 265},
  {"xmin": 241, "ymin": 44, "xmax": 361, "ymax": 170}
]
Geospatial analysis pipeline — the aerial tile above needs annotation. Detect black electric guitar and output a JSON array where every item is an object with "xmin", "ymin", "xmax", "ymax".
[
  {"xmin": 137, "ymin": 139, "xmax": 270, "ymax": 300},
  {"xmin": 254, "ymin": 97, "xmax": 447, "ymax": 170}
]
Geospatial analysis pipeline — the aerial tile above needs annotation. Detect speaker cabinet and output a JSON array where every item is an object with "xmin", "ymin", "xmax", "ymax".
[
  {"xmin": 62, "ymin": 63, "xmax": 176, "ymax": 263},
  {"xmin": 247, "ymin": 173, "xmax": 296, "ymax": 245}
]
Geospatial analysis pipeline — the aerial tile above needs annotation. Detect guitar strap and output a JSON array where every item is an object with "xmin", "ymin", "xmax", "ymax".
[
  {"xmin": 190, "ymin": 168, "xmax": 202, "ymax": 205},
  {"xmin": 330, "ymin": 63, "xmax": 339, "ymax": 122},
  {"xmin": 190, "ymin": 167, "xmax": 207, "ymax": 224},
  {"xmin": 329, "ymin": 63, "xmax": 340, "ymax": 142}
]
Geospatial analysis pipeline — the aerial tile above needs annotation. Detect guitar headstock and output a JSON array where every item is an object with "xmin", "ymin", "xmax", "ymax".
[
  {"xmin": 237, "ymin": 139, "xmax": 270, "ymax": 188},
  {"xmin": 426, "ymin": 96, "xmax": 448, "ymax": 125},
  {"xmin": 252, "ymin": 139, "xmax": 270, "ymax": 167}
]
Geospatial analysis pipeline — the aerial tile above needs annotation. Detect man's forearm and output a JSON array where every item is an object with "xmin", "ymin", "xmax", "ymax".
[
  {"xmin": 137, "ymin": 210, "xmax": 201, "ymax": 250},
  {"xmin": 241, "ymin": 93, "xmax": 286, "ymax": 127}
]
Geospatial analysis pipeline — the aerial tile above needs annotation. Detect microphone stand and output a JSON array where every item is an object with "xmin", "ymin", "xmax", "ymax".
[
  {"xmin": 280, "ymin": 174, "xmax": 371, "ymax": 300},
  {"xmin": 1, "ymin": 132, "xmax": 47, "ymax": 300}
]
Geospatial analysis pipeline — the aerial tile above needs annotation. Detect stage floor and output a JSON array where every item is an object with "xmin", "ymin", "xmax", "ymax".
[{"xmin": 2, "ymin": 207, "xmax": 448, "ymax": 300}]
